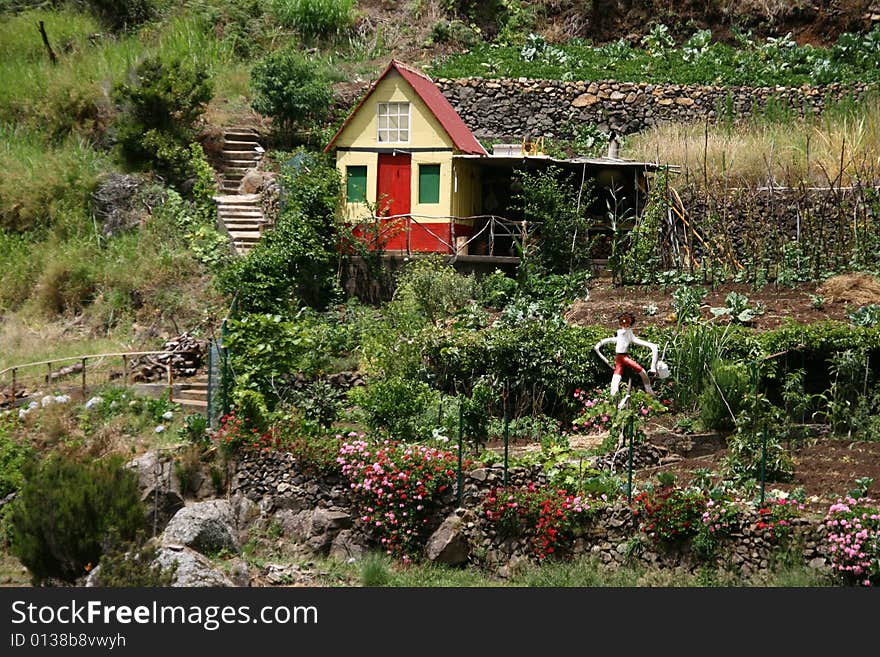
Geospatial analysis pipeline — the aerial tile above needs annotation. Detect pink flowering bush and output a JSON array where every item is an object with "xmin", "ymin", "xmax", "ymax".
[
  {"xmin": 824, "ymin": 496, "xmax": 880, "ymax": 587},
  {"xmin": 571, "ymin": 387, "xmax": 668, "ymax": 434},
  {"xmin": 337, "ymin": 435, "xmax": 461, "ymax": 558},
  {"xmin": 482, "ymin": 483, "xmax": 595, "ymax": 560},
  {"xmin": 692, "ymin": 494, "xmax": 748, "ymax": 557}
]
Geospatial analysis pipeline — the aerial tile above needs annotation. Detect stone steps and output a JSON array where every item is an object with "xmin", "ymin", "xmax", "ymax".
[{"xmin": 171, "ymin": 377, "xmax": 210, "ymax": 413}]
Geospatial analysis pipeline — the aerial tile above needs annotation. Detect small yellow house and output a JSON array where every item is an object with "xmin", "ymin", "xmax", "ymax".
[
  {"xmin": 325, "ymin": 60, "xmax": 665, "ymax": 259},
  {"xmin": 324, "ymin": 59, "xmax": 487, "ymax": 254}
]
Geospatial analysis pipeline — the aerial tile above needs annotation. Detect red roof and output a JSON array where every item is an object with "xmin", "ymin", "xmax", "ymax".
[{"xmin": 323, "ymin": 60, "xmax": 487, "ymax": 155}]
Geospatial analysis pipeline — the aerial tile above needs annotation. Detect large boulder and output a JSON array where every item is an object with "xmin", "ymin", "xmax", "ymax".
[
  {"xmin": 426, "ymin": 512, "xmax": 470, "ymax": 565},
  {"xmin": 272, "ymin": 507, "xmax": 353, "ymax": 555},
  {"xmin": 153, "ymin": 545, "xmax": 235, "ymax": 587},
  {"xmin": 126, "ymin": 451, "xmax": 184, "ymax": 533},
  {"xmin": 162, "ymin": 500, "xmax": 239, "ymax": 555}
]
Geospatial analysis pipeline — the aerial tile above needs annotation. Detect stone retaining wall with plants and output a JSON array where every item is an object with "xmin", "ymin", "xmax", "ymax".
[
  {"xmin": 435, "ymin": 78, "xmax": 875, "ymax": 140},
  {"xmin": 231, "ymin": 453, "xmax": 835, "ymax": 580}
]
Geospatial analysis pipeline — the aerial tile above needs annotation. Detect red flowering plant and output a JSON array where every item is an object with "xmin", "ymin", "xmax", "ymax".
[
  {"xmin": 755, "ymin": 494, "xmax": 805, "ymax": 542},
  {"xmin": 482, "ymin": 484, "xmax": 595, "ymax": 560},
  {"xmin": 213, "ymin": 411, "xmax": 279, "ymax": 457},
  {"xmin": 632, "ymin": 484, "xmax": 708, "ymax": 544},
  {"xmin": 823, "ymin": 496, "xmax": 880, "ymax": 587},
  {"xmin": 337, "ymin": 435, "xmax": 464, "ymax": 559}
]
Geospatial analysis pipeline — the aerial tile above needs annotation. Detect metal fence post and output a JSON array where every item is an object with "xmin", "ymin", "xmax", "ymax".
[
  {"xmin": 503, "ymin": 382, "xmax": 509, "ymax": 488},
  {"xmin": 457, "ymin": 401, "xmax": 464, "ymax": 508},
  {"xmin": 627, "ymin": 414, "xmax": 634, "ymax": 504},
  {"xmin": 760, "ymin": 423, "xmax": 767, "ymax": 506}
]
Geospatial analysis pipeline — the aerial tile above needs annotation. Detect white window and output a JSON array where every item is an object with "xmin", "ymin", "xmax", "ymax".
[{"xmin": 377, "ymin": 102, "xmax": 410, "ymax": 143}]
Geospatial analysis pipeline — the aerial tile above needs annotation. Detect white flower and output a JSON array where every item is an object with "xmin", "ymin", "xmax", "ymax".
[
  {"xmin": 54, "ymin": 395, "xmax": 70, "ymax": 404},
  {"xmin": 162, "ymin": 411, "xmax": 174, "ymax": 420},
  {"xmin": 18, "ymin": 408, "xmax": 29, "ymax": 419},
  {"xmin": 85, "ymin": 396, "xmax": 103, "ymax": 409},
  {"xmin": 28, "ymin": 401, "xmax": 39, "ymax": 409},
  {"xmin": 154, "ymin": 425, "xmax": 166, "ymax": 433},
  {"xmin": 41, "ymin": 395, "xmax": 55, "ymax": 407}
]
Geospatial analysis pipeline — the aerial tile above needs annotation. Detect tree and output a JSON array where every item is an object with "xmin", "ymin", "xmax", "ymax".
[
  {"xmin": 113, "ymin": 56, "xmax": 213, "ymax": 185},
  {"xmin": 250, "ymin": 49, "xmax": 332, "ymax": 139}
]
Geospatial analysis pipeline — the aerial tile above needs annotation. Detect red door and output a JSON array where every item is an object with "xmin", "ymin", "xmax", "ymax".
[{"xmin": 376, "ymin": 153, "xmax": 411, "ymax": 218}]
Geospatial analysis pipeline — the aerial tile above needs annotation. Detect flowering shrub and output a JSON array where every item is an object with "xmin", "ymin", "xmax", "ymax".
[
  {"xmin": 337, "ymin": 436, "xmax": 461, "ymax": 558},
  {"xmin": 482, "ymin": 484, "xmax": 594, "ymax": 560},
  {"xmin": 824, "ymin": 496, "xmax": 880, "ymax": 587},
  {"xmin": 756, "ymin": 496, "xmax": 804, "ymax": 541},
  {"xmin": 571, "ymin": 387, "xmax": 668, "ymax": 434},
  {"xmin": 214, "ymin": 411, "xmax": 279, "ymax": 456},
  {"xmin": 632, "ymin": 485, "xmax": 707, "ymax": 543},
  {"xmin": 693, "ymin": 494, "xmax": 747, "ymax": 557}
]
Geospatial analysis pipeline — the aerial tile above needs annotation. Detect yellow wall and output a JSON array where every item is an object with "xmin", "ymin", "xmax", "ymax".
[{"xmin": 334, "ymin": 70, "xmax": 460, "ymax": 223}]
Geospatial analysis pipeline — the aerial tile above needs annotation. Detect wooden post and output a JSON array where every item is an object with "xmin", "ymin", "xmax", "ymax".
[
  {"xmin": 81, "ymin": 358, "xmax": 87, "ymax": 395},
  {"xmin": 38, "ymin": 21, "xmax": 57, "ymax": 65},
  {"xmin": 166, "ymin": 362, "xmax": 173, "ymax": 400},
  {"xmin": 10, "ymin": 368, "xmax": 15, "ymax": 401},
  {"xmin": 122, "ymin": 355, "xmax": 128, "ymax": 386},
  {"xmin": 450, "ymin": 217, "xmax": 456, "ymax": 255}
]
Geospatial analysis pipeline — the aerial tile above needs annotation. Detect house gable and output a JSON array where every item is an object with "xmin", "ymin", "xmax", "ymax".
[{"xmin": 324, "ymin": 60, "xmax": 486, "ymax": 155}]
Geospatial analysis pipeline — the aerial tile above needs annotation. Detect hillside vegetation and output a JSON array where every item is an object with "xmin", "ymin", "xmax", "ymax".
[{"xmin": 1, "ymin": 1, "xmax": 879, "ymax": 588}]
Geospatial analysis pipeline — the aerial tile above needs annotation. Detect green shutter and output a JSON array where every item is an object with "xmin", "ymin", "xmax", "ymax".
[
  {"xmin": 418, "ymin": 164, "xmax": 440, "ymax": 204},
  {"xmin": 346, "ymin": 166, "xmax": 367, "ymax": 202}
]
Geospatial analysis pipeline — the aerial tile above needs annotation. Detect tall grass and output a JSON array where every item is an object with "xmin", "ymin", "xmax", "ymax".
[
  {"xmin": 270, "ymin": 0, "xmax": 355, "ymax": 41},
  {"xmin": 626, "ymin": 93, "xmax": 880, "ymax": 188},
  {"xmin": 668, "ymin": 323, "xmax": 740, "ymax": 411},
  {"xmin": 0, "ymin": 125, "xmax": 110, "ymax": 233},
  {"xmin": 348, "ymin": 552, "xmax": 832, "ymax": 587}
]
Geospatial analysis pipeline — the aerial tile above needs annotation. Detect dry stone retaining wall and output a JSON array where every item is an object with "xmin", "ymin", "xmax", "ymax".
[
  {"xmin": 232, "ymin": 453, "xmax": 833, "ymax": 580},
  {"xmin": 435, "ymin": 78, "xmax": 875, "ymax": 140}
]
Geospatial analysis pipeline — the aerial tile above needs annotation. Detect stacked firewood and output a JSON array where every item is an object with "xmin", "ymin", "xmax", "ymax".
[{"xmin": 128, "ymin": 334, "xmax": 206, "ymax": 382}]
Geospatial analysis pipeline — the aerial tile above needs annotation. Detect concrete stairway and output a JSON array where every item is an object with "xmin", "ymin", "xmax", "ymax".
[
  {"xmin": 172, "ymin": 373, "xmax": 209, "ymax": 415},
  {"xmin": 219, "ymin": 127, "xmax": 264, "ymax": 193},
  {"xmin": 213, "ymin": 126, "xmax": 268, "ymax": 256},
  {"xmin": 215, "ymin": 194, "xmax": 266, "ymax": 256}
]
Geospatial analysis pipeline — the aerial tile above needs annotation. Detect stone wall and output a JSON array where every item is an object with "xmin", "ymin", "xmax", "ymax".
[
  {"xmin": 231, "ymin": 452, "xmax": 833, "ymax": 581},
  {"xmin": 435, "ymin": 77, "xmax": 875, "ymax": 140}
]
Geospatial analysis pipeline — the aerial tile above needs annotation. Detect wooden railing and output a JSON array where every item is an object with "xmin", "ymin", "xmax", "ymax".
[
  {"xmin": 352, "ymin": 213, "xmax": 529, "ymax": 259},
  {"xmin": 0, "ymin": 350, "xmax": 180, "ymax": 404}
]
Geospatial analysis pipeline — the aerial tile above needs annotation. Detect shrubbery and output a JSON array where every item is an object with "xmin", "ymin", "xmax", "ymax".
[
  {"xmin": 217, "ymin": 150, "xmax": 342, "ymax": 314},
  {"xmin": 10, "ymin": 455, "xmax": 146, "ymax": 584},
  {"xmin": 250, "ymin": 47, "xmax": 333, "ymax": 139},
  {"xmin": 113, "ymin": 56, "xmax": 213, "ymax": 187}
]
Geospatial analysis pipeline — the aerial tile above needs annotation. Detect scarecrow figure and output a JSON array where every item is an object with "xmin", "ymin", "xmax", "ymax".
[{"xmin": 593, "ymin": 311, "xmax": 659, "ymax": 398}]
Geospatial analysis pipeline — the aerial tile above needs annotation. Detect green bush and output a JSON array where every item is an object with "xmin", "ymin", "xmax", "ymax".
[
  {"xmin": 350, "ymin": 376, "xmax": 436, "ymax": 441},
  {"xmin": 723, "ymin": 395, "xmax": 794, "ymax": 484},
  {"xmin": 514, "ymin": 166, "xmax": 595, "ymax": 275},
  {"xmin": 217, "ymin": 150, "xmax": 342, "ymax": 314},
  {"xmin": 224, "ymin": 313, "xmax": 335, "ymax": 407},
  {"xmin": 478, "ymin": 269, "xmax": 517, "ymax": 308},
  {"xmin": 0, "ymin": 426, "xmax": 32, "ymax": 498},
  {"xmin": 231, "ymin": 388, "xmax": 270, "ymax": 433},
  {"xmin": 10, "ymin": 454, "xmax": 146, "ymax": 584},
  {"xmin": 288, "ymin": 380, "xmax": 345, "ymax": 429},
  {"xmin": 91, "ymin": 530, "xmax": 177, "ymax": 587},
  {"xmin": 250, "ymin": 47, "xmax": 333, "ymax": 137},
  {"xmin": 391, "ymin": 256, "xmax": 478, "ymax": 325},
  {"xmin": 112, "ymin": 56, "xmax": 213, "ymax": 186},
  {"xmin": 698, "ymin": 359, "xmax": 751, "ymax": 431},
  {"xmin": 85, "ymin": 0, "xmax": 156, "ymax": 32}
]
